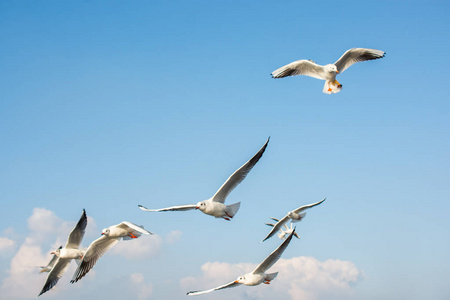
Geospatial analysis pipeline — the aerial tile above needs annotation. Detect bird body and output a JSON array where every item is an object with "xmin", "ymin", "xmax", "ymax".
[
  {"xmin": 187, "ymin": 230, "xmax": 295, "ymax": 296},
  {"xmin": 139, "ymin": 138, "xmax": 269, "ymax": 221},
  {"xmin": 70, "ymin": 221, "xmax": 152, "ymax": 284},
  {"xmin": 271, "ymin": 48, "xmax": 385, "ymax": 94},
  {"xmin": 262, "ymin": 198, "xmax": 326, "ymax": 242},
  {"xmin": 38, "ymin": 209, "xmax": 87, "ymax": 296}
]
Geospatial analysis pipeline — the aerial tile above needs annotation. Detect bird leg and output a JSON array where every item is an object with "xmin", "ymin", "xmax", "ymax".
[
  {"xmin": 129, "ymin": 232, "xmax": 138, "ymax": 239},
  {"xmin": 264, "ymin": 280, "xmax": 271, "ymax": 285},
  {"xmin": 333, "ymin": 80, "xmax": 342, "ymax": 88},
  {"xmin": 223, "ymin": 212, "xmax": 233, "ymax": 221}
]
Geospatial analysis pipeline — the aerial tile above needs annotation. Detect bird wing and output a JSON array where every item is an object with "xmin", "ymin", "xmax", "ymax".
[
  {"xmin": 187, "ymin": 281, "xmax": 241, "ymax": 296},
  {"xmin": 40, "ymin": 246, "xmax": 62, "ymax": 273},
  {"xmin": 66, "ymin": 209, "xmax": 87, "ymax": 249},
  {"xmin": 271, "ymin": 60, "xmax": 326, "ymax": 80},
  {"xmin": 70, "ymin": 235, "xmax": 119, "ymax": 283},
  {"xmin": 211, "ymin": 138, "xmax": 269, "ymax": 204},
  {"xmin": 334, "ymin": 48, "xmax": 385, "ymax": 73},
  {"xmin": 117, "ymin": 221, "xmax": 153, "ymax": 235},
  {"xmin": 293, "ymin": 198, "xmax": 326, "ymax": 214},
  {"xmin": 253, "ymin": 229, "xmax": 295, "ymax": 274},
  {"xmin": 38, "ymin": 258, "xmax": 71, "ymax": 296},
  {"xmin": 261, "ymin": 215, "xmax": 290, "ymax": 242},
  {"xmin": 138, "ymin": 204, "xmax": 197, "ymax": 212}
]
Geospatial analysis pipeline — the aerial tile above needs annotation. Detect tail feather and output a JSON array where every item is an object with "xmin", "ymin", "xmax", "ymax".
[
  {"xmin": 266, "ymin": 272, "xmax": 278, "ymax": 281},
  {"xmin": 323, "ymin": 81, "xmax": 342, "ymax": 94},
  {"xmin": 226, "ymin": 202, "xmax": 241, "ymax": 218}
]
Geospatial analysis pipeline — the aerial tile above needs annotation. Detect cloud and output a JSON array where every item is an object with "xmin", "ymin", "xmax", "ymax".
[
  {"xmin": 129, "ymin": 273, "xmax": 154, "ymax": 300},
  {"xmin": 165, "ymin": 230, "xmax": 182, "ymax": 244},
  {"xmin": 0, "ymin": 208, "xmax": 94, "ymax": 299},
  {"xmin": 0, "ymin": 237, "xmax": 16, "ymax": 254},
  {"xmin": 180, "ymin": 256, "xmax": 362, "ymax": 300},
  {"xmin": 110, "ymin": 233, "xmax": 163, "ymax": 259}
]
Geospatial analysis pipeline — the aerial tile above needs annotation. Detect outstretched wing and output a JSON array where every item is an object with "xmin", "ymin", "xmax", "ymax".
[
  {"xmin": 118, "ymin": 221, "xmax": 153, "ymax": 235},
  {"xmin": 211, "ymin": 138, "xmax": 269, "ymax": 204},
  {"xmin": 293, "ymin": 198, "xmax": 326, "ymax": 214},
  {"xmin": 253, "ymin": 229, "xmax": 295, "ymax": 274},
  {"xmin": 38, "ymin": 258, "xmax": 71, "ymax": 296},
  {"xmin": 187, "ymin": 281, "xmax": 241, "ymax": 296},
  {"xmin": 271, "ymin": 60, "xmax": 326, "ymax": 80},
  {"xmin": 70, "ymin": 235, "xmax": 119, "ymax": 283},
  {"xmin": 334, "ymin": 48, "xmax": 385, "ymax": 73},
  {"xmin": 261, "ymin": 215, "xmax": 290, "ymax": 242},
  {"xmin": 66, "ymin": 209, "xmax": 87, "ymax": 249},
  {"xmin": 138, "ymin": 204, "xmax": 197, "ymax": 212}
]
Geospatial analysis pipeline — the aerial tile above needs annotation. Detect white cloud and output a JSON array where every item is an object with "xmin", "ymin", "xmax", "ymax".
[
  {"xmin": 110, "ymin": 233, "xmax": 163, "ymax": 259},
  {"xmin": 0, "ymin": 208, "xmax": 94, "ymax": 299},
  {"xmin": 165, "ymin": 230, "xmax": 182, "ymax": 244},
  {"xmin": 180, "ymin": 256, "xmax": 361, "ymax": 300},
  {"xmin": 130, "ymin": 273, "xmax": 154, "ymax": 300},
  {"xmin": 0, "ymin": 237, "xmax": 16, "ymax": 253}
]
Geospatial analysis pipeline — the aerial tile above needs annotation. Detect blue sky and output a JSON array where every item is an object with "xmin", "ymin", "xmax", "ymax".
[{"xmin": 0, "ymin": 0, "xmax": 449, "ymax": 299}]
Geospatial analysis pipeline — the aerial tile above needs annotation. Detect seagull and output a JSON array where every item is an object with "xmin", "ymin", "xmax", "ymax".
[
  {"xmin": 261, "ymin": 198, "xmax": 326, "ymax": 242},
  {"xmin": 39, "ymin": 245, "xmax": 62, "ymax": 273},
  {"xmin": 38, "ymin": 209, "xmax": 87, "ymax": 296},
  {"xmin": 187, "ymin": 229, "xmax": 295, "ymax": 296},
  {"xmin": 271, "ymin": 48, "xmax": 385, "ymax": 94},
  {"xmin": 70, "ymin": 221, "xmax": 153, "ymax": 283},
  {"xmin": 139, "ymin": 138, "xmax": 269, "ymax": 221},
  {"xmin": 265, "ymin": 218, "xmax": 300, "ymax": 240}
]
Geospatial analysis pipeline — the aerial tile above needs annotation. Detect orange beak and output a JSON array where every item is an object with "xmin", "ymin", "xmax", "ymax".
[
  {"xmin": 195, "ymin": 207, "xmax": 199, "ymax": 209},
  {"xmin": 336, "ymin": 70, "xmax": 339, "ymax": 73},
  {"xmin": 234, "ymin": 280, "xmax": 239, "ymax": 283}
]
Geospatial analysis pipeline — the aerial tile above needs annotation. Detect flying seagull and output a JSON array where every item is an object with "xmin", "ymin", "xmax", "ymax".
[
  {"xmin": 271, "ymin": 48, "xmax": 385, "ymax": 94},
  {"xmin": 187, "ymin": 229, "xmax": 296, "ymax": 296},
  {"xmin": 262, "ymin": 198, "xmax": 326, "ymax": 242},
  {"xmin": 265, "ymin": 218, "xmax": 300, "ymax": 240},
  {"xmin": 39, "ymin": 245, "xmax": 62, "ymax": 273},
  {"xmin": 139, "ymin": 138, "xmax": 269, "ymax": 221},
  {"xmin": 38, "ymin": 209, "xmax": 87, "ymax": 296},
  {"xmin": 70, "ymin": 221, "xmax": 152, "ymax": 283}
]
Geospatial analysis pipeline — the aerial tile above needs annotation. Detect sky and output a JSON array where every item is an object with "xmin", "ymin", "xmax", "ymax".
[{"xmin": 0, "ymin": 0, "xmax": 449, "ymax": 299}]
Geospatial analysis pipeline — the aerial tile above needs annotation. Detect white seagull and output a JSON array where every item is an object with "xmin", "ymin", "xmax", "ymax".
[
  {"xmin": 271, "ymin": 48, "xmax": 385, "ymax": 94},
  {"xmin": 139, "ymin": 138, "xmax": 269, "ymax": 221},
  {"xmin": 39, "ymin": 245, "xmax": 62, "ymax": 273},
  {"xmin": 187, "ymin": 229, "xmax": 295, "ymax": 296},
  {"xmin": 265, "ymin": 218, "xmax": 300, "ymax": 240},
  {"xmin": 261, "ymin": 198, "xmax": 326, "ymax": 242},
  {"xmin": 38, "ymin": 209, "xmax": 87, "ymax": 296},
  {"xmin": 70, "ymin": 221, "xmax": 153, "ymax": 283}
]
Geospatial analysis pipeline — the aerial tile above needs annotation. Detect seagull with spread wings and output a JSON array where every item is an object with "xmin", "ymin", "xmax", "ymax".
[
  {"xmin": 261, "ymin": 198, "xmax": 326, "ymax": 242},
  {"xmin": 38, "ymin": 209, "xmax": 87, "ymax": 296},
  {"xmin": 139, "ymin": 138, "xmax": 269, "ymax": 221},
  {"xmin": 70, "ymin": 221, "xmax": 153, "ymax": 283},
  {"xmin": 271, "ymin": 48, "xmax": 385, "ymax": 94},
  {"xmin": 187, "ymin": 229, "xmax": 296, "ymax": 296}
]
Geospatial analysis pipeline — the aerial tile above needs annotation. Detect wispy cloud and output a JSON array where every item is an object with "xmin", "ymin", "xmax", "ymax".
[
  {"xmin": 130, "ymin": 273, "xmax": 154, "ymax": 300},
  {"xmin": 0, "ymin": 237, "xmax": 16, "ymax": 254},
  {"xmin": 180, "ymin": 256, "xmax": 362, "ymax": 300}
]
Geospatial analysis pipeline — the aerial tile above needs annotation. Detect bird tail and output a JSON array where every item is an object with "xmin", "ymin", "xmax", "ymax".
[
  {"xmin": 266, "ymin": 272, "xmax": 278, "ymax": 281},
  {"xmin": 323, "ymin": 80, "xmax": 342, "ymax": 94},
  {"xmin": 226, "ymin": 202, "xmax": 241, "ymax": 218}
]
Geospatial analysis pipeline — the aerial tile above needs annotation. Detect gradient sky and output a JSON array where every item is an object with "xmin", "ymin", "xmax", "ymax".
[{"xmin": 1, "ymin": 1, "xmax": 449, "ymax": 299}]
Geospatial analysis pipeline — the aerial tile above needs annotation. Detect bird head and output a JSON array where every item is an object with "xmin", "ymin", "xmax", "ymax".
[
  {"xmin": 325, "ymin": 64, "xmax": 339, "ymax": 74},
  {"xmin": 101, "ymin": 228, "xmax": 110, "ymax": 236},
  {"xmin": 196, "ymin": 201, "xmax": 206, "ymax": 211},
  {"xmin": 51, "ymin": 248, "xmax": 61, "ymax": 256},
  {"xmin": 234, "ymin": 275, "xmax": 245, "ymax": 284}
]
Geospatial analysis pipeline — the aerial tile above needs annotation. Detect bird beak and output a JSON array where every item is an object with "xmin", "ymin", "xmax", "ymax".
[
  {"xmin": 336, "ymin": 70, "xmax": 339, "ymax": 73},
  {"xmin": 234, "ymin": 280, "xmax": 239, "ymax": 283},
  {"xmin": 195, "ymin": 207, "xmax": 199, "ymax": 209},
  {"xmin": 101, "ymin": 233, "xmax": 104, "ymax": 235},
  {"xmin": 50, "ymin": 252, "xmax": 54, "ymax": 255}
]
